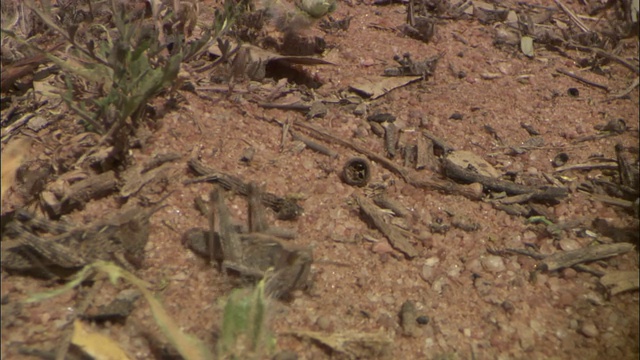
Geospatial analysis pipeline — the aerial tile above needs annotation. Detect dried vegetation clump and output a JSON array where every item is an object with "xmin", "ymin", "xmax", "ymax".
[{"xmin": 1, "ymin": 0, "xmax": 638, "ymax": 359}]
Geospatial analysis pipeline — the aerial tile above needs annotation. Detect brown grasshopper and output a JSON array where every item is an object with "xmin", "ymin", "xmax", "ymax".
[{"xmin": 184, "ymin": 184, "xmax": 312, "ymax": 298}]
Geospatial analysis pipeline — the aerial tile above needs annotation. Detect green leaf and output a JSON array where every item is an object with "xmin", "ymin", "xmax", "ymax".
[{"xmin": 520, "ymin": 36, "xmax": 534, "ymax": 58}]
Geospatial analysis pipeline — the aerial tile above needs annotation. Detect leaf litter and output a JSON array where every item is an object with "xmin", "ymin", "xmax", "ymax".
[{"xmin": 1, "ymin": 0, "xmax": 638, "ymax": 358}]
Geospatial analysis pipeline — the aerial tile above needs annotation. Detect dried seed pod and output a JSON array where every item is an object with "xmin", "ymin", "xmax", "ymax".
[
  {"xmin": 552, "ymin": 153, "xmax": 569, "ymax": 168},
  {"xmin": 342, "ymin": 157, "xmax": 371, "ymax": 187},
  {"xmin": 369, "ymin": 121, "xmax": 385, "ymax": 137}
]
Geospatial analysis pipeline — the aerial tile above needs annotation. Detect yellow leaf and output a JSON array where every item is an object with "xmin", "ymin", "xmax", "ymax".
[
  {"xmin": 1, "ymin": 137, "xmax": 31, "ymax": 204},
  {"xmin": 71, "ymin": 320, "xmax": 132, "ymax": 360}
]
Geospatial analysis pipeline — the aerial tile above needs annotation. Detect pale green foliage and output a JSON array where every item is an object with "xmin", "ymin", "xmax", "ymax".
[
  {"xmin": 218, "ymin": 279, "xmax": 275, "ymax": 359},
  {"xmin": 298, "ymin": 0, "xmax": 337, "ymax": 19},
  {"xmin": 2, "ymin": 0, "xmax": 241, "ymax": 136}
]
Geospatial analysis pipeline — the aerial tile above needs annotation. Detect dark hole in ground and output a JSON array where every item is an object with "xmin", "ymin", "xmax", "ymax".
[{"xmin": 265, "ymin": 60, "xmax": 322, "ymax": 89}]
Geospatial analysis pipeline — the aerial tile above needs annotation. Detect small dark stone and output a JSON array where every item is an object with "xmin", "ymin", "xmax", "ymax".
[
  {"xmin": 367, "ymin": 113, "xmax": 396, "ymax": 123},
  {"xmin": 449, "ymin": 112, "xmax": 463, "ymax": 120},
  {"xmin": 416, "ymin": 315, "xmax": 430, "ymax": 325},
  {"xmin": 567, "ymin": 87, "xmax": 580, "ymax": 97},
  {"xmin": 501, "ymin": 301, "xmax": 515, "ymax": 314}
]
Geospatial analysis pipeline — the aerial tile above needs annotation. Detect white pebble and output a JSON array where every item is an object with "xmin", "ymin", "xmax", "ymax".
[
  {"xmin": 580, "ymin": 322, "xmax": 599, "ymax": 338},
  {"xmin": 481, "ymin": 255, "xmax": 506, "ymax": 273}
]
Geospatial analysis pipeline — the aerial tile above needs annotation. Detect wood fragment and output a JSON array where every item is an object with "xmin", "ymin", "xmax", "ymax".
[
  {"xmin": 290, "ymin": 130, "xmax": 338, "ymax": 157},
  {"xmin": 373, "ymin": 193, "xmax": 409, "ymax": 217},
  {"xmin": 443, "ymin": 158, "xmax": 568, "ymax": 201},
  {"xmin": 554, "ymin": 0, "xmax": 591, "ymax": 32},
  {"xmin": 258, "ymin": 102, "xmax": 310, "ymax": 112},
  {"xmin": 556, "ymin": 68, "xmax": 609, "ymax": 91},
  {"xmin": 57, "ymin": 171, "xmax": 118, "ymax": 214},
  {"xmin": 588, "ymin": 194, "xmax": 634, "ymax": 210},
  {"xmin": 600, "ymin": 271, "xmax": 640, "ymax": 296},
  {"xmin": 383, "ymin": 122, "xmax": 398, "ymax": 158},
  {"xmin": 553, "ymin": 161, "xmax": 618, "ymax": 173},
  {"xmin": 540, "ymin": 243, "xmax": 635, "ymax": 272},
  {"xmin": 355, "ymin": 194, "xmax": 418, "ymax": 258},
  {"xmin": 421, "ymin": 130, "xmax": 454, "ymax": 153},
  {"xmin": 415, "ymin": 136, "xmax": 438, "ymax": 171},
  {"xmin": 403, "ymin": 143, "xmax": 416, "ymax": 168}
]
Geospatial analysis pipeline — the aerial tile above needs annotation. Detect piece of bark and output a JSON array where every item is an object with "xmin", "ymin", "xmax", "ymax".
[
  {"xmin": 290, "ymin": 130, "xmax": 338, "ymax": 157},
  {"xmin": 408, "ymin": 177, "xmax": 485, "ymax": 200},
  {"xmin": 416, "ymin": 136, "xmax": 438, "ymax": 171},
  {"xmin": 383, "ymin": 122, "xmax": 398, "ymax": 159},
  {"xmin": 600, "ymin": 271, "xmax": 640, "ymax": 296},
  {"xmin": 539, "ymin": 243, "xmax": 635, "ymax": 272},
  {"xmin": 443, "ymin": 159, "xmax": 568, "ymax": 201},
  {"xmin": 373, "ymin": 193, "xmax": 409, "ymax": 218},
  {"xmin": 55, "ymin": 171, "xmax": 117, "ymax": 215},
  {"xmin": 421, "ymin": 130, "xmax": 454, "ymax": 153},
  {"xmin": 355, "ymin": 194, "xmax": 418, "ymax": 258},
  {"xmin": 403, "ymin": 143, "xmax": 416, "ymax": 168}
]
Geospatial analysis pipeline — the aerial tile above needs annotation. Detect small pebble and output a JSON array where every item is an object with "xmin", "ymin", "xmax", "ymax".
[
  {"xmin": 501, "ymin": 301, "xmax": 515, "ymax": 314},
  {"xmin": 561, "ymin": 268, "xmax": 577, "ymax": 279},
  {"xmin": 559, "ymin": 238, "xmax": 581, "ymax": 251},
  {"xmin": 316, "ymin": 316, "xmax": 331, "ymax": 331},
  {"xmin": 481, "ymin": 255, "xmax": 506, "ymax": 273},
  {"xmin": 580, "ymin": 321, "xmax": 599, "ymax": 338},
  {"xmin": 372, "ymin": 241, "xmax": 394, "ymax": 254}
]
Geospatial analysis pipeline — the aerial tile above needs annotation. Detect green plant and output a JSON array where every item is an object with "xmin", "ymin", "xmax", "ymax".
[
  {"xmin": 217, "ymin": 280, "xmax": 275, "ymax": 359},
  {"xmin": 2, "ymin": 0, "xmax": 241, "ymax": 158}
]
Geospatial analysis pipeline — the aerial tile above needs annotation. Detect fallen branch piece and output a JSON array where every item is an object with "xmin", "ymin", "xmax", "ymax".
[
  {"xmin": 443, "ymin": 159, "xmax": 568, "ymax": 201},
  {"xmin": 290, "ymin": 130, "xmax": 338, "ymax": 157},
  {"xmin": 556, "ymin": 68, "xmax": 609, "ymax": 92},
  {"xmin": 539, "ymin": 243, "xmax": 635, "ymax": 272},
  {"xmin": 355, "ymin": 194, "xmax": 418, "ymax": 258}
]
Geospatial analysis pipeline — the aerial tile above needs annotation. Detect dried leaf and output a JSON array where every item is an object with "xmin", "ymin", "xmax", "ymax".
[
  {"xmin": 600, "ymin": 271, "xmax": 640, "ymax": 296},
  {"xmin": 1, "ymin": 137, "xmax": 31, "ymax": 204},
  {"xmin": 71, "ymin": 320, "xmax": 132, "ymax": 360},
  {"xmin": 349, "ymin": 76, "xmax": 422, "ymax": 99},
  {"xmin": 520, "ymin": 36, "xmax": 534, "ymax": 57}
]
